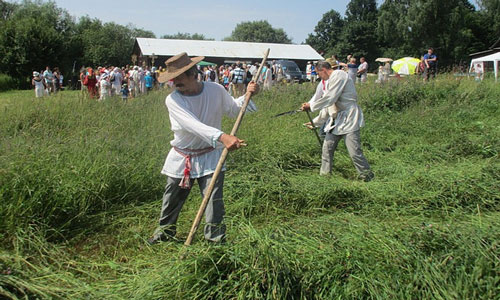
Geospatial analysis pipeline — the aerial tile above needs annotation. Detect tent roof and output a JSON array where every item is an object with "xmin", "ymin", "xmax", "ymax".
[
  {"xmin": 135, "ymin": 38, "xmax": 324, "ymax": 61},
  {"xmin": 471, "ymin": 51, "xmax": 500, "ymax": 63}
]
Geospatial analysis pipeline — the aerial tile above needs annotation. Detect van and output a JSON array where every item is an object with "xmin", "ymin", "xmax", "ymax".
[{"xmin": 277, "ymin": 60, "xmax": 304, "ymax": 83}]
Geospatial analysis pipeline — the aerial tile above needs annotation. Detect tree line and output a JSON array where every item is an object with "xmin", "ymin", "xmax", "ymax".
[
  {"xmin": 0, "ymin": 0, "xmax": 498, "ymax": 88},
  {"xmin": 306, "ymin": 0, "xmax": 499, "ymax": 67},
  {"xmin": 0, "ymin": 0, "xmax": 156, "ymax": 87}
]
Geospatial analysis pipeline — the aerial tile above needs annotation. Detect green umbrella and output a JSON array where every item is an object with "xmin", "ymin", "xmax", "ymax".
[{"xmin": 197, "ymin": 61, "xmax": 217, "ymax": 66}]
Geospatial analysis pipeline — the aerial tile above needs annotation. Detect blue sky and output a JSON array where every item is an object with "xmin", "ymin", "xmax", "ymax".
[{"xmin": 41, "ymin": 0, "xmax": 369, "ymax": 44}]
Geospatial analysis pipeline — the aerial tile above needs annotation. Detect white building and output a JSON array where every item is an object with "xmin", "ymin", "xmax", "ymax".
[{"xmin": 132, "ymin": 38, "xmax": 324, "ymax": 70}]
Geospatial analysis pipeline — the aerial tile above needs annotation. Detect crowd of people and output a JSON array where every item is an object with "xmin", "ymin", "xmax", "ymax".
[
  {"xmin": 306, "ymin": 55, "xmax": 370, "ymax": 85},
  {"xmin": 79, "ymin": 65, "xmax": 158, "ymax": 101},
  {"xmin": 31, "ymin": 66, "xmax": 64, "ymax": 98},
  {"xmin": 32, "ymin": 61, "xmax": 283, "ymax": 100},
  {"xmin": 32, "ymin": 48, "xmax": 442, "ymax": 100},
  {"xmin": 197, "ymin": 61, "xmax": 282, "ymax": 97}
]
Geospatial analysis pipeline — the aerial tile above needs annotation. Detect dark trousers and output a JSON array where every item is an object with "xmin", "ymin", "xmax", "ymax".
[{"xmin": 153, "ymin": 172, "xmax": 226, "ymax": 242}]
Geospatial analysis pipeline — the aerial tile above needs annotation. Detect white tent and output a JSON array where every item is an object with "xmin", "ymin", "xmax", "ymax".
[{"xmin": 469, "ymin": 51, "xmax": 500, "ymax": 82}]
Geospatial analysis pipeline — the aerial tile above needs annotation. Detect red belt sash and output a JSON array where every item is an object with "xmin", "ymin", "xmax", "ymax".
[{"xmin": 174, "ymin": 146, "xmax": 215, "ymax": 189}]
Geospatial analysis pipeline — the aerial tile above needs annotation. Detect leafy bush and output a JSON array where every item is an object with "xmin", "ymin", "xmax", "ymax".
[{"xmin": 0, "ymin": 73, "xmax": 18, "ymax": 92}]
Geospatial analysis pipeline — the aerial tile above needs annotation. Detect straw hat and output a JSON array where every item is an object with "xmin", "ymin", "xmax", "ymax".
[
  {"xmin": 158, "ymin": 52, "xmax": 204, "ymax": 83},
  {"xmin": 324, "ymin": 58, "xmax": 339, "ymax": 69}
]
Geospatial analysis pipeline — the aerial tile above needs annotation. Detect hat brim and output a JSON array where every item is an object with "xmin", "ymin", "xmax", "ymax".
[{"xmin": 158, "ymin": 56, "xmax": 204, "ymax": 83}]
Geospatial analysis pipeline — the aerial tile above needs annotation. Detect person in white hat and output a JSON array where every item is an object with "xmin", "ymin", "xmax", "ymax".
[
  {"xmin": 32, "ymin": 71, "xmax": 46, "ymax": 98},
  {"xmin": 148, "ymin": 52, "xmax": 260, "ymax": 245}
]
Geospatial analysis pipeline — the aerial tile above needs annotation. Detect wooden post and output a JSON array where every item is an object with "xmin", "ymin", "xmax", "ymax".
[
  {"xmin": 184, "ymin": 49, "xmax": 270, "ymax": 246},
  {"xmin": 151, "ymin": 53, "xmax": 158, "ymax": 67}
]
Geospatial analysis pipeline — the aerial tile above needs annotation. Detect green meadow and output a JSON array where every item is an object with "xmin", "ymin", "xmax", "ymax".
[{"xmin": 0, "ymin": 77, "xmax": 499, "ymax": 299}]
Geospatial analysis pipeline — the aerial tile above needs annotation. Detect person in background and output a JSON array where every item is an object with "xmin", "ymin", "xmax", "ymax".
[
  {"xmin": 52, "ymin": 67, "xmax": 60, "ymax": 93},
  {"xmin": 347, "ymin": 57, "xmax": 358, "ymax": 83},
  {"xmin": 357, "ymin": 57, "xmax": 368, "ymax": 83},
  {"xmin": 311, "ymin": 62, "xmax": 318, "ymax": 82},
  {"xmin": 424, "ymin": 47, "xmax": 437, "ymax": 80},
  {"xmin": 32, "ymin": 71, "xmax": 46, "ymax": 98},
  {"xmin": 139, "ymin": 67, "xmax": 146, "ymax": 95},
  {"xmin": 263, "ymin": 63, "xmax": 273, "ymax": 90},
  {"xmin": 230, "ymin": 63, "xmax": 246, "ymax": 97},
  {"xmin": 110, "ymin": 67, "xmax": 123, "ymax": 96},
  {"xmin": 99, "ymin": 71, "xmax": 110, "ymax": 101},
  {"xmin": 249, "ymin": 62, "xmax": 258, "ymax": 78},
  {"xmin": 222, "ymin": 65, "xmax": 231, "ymax": 90},
  {"xmin": 145, "ymin": 71, "xmax": 154, "ymax": 93},
  {"xmin": 121, "ymin": 83, "xmax": 129, "ymax": 102},
  {"xmin": 129, "ymin": 66, "xmax": 139, "ymax": 98},
  {"xmin": 58, "ymin": 71, "xmax": 64, "ymax": 90},
  {"xmin": 84, "ymin": 68, "xmax": 98, "ymax": 99},
  {"xmin": 79, "ymin": 67, "xmax": 87, "ymax": 95},
  {"xmin": 473, "ymin": 63, "xmax": 484, "ymax": 82},
  {"xmin": 43, "ymin": 66, "xmax": 54, "ymax": 95},
  {"xmin": 202, "ymin": 66, "xmax": 209, "ymax": 82},
  {"xmin": 416, "ymin": 56, "xmax": 426, "ymax": 80},
  {"xmin": 306, "ymin": 61, "xmax": 312, "ymax": 81}
]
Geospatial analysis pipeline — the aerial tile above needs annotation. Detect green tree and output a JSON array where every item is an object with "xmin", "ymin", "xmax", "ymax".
[
  {"xmin": 0, "ymin": 0, "xmax": 17, "ymax": 21},
  {"xmin": 76, "ymin": 17, "xmax": 155, "ymax": 67},
  {"xmin": 476, "ymin": 0, "xmax": 500, "ymax": 46},
  {"xmin": 225, "ymin": 20, "xmax": 292, "ymax": 44},
  {"xmin": 0, "ymin": 0, "xmax": 75, "ymax": 83},
  {"xmin": 305, "ymin": 10, "xmax": 344, "ymax": 56},
  {"xmin": 338, "ymin": 0, "xmax": 379, "ymax": 62},
  {"xmin": 403, "ymin": 0, "xmax": 480, "ymax": 65},
  {"xmin": 160, "ymin": 32, "xmax": 213, "ymax": 40},
  {"xmin": 376, "ymin": 0, "xmax": 484, "ymax": 66}
]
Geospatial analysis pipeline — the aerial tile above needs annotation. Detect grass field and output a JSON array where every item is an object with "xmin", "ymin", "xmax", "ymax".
[{"xmin": 0, "ymin": 77, "xmax": 499, "ymax": 299}]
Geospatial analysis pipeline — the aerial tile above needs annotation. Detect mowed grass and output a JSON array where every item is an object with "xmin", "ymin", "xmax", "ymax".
[{"xmin": 0, "ymin": 78, "xmax": 499, "ymax": 299}]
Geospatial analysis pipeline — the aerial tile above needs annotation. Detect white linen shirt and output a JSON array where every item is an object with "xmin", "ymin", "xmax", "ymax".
[
  {"xmin": 310, "ymin": 80, "xmax": 338, "ymax": 128},
  {"xmin": 161, "ymin": 82, "xmax": 257, "ymax": 178},
  {"xmin": 308, "ymin": 70, "xmax": 364, "ymax": 135}
]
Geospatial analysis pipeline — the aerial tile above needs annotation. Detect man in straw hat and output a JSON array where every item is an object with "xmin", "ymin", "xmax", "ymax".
[
  {"xmin": 148, "ymin": 52, "xmax": 259, "ymax": 245},
  {"xmin": 301, "ymin": 60, "xmax": 374, "ymax": 182}
]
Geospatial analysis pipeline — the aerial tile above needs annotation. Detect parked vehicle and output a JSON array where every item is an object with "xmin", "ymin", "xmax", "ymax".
[{"xmin": 277, "ymin": 60, "xmax": 304, "ymax": 83}]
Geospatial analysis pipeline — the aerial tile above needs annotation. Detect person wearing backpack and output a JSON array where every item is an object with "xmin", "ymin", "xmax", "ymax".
[
  {"xmin": 208, "ymin": 66, "xmax": 217, "ymax": 83},
  {"xmin": 230, "ymin": 63, "xmax": 246, "ymax": 97}
]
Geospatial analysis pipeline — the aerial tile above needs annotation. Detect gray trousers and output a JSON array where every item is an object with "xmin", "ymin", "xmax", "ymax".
[
  {"xmin": 320, "ymin": 130, "xmax": 372, "ymax": 177},
  {"xmin": 154, "ymin": 172, "xmax": 226, "ymax": 242}
]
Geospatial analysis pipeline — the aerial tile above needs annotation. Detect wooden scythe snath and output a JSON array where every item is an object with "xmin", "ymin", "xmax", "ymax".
[{"xmin": 184, "ymin": 48, "xmax": 271, "ymax": 246}]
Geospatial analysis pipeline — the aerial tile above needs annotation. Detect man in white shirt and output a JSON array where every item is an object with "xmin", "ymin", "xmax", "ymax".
[
  {"xmin": 304, "ymin": 77, "xmax": 336, "ymax": 139},
  {"xmin": 148, "ymin": 52, "xmax": 259, "ymax": 245},
  {"xmin": 301, "ymin": 61, "xmax": 373, "ymax": 181},
  {"xmin": 306, "ymin": 61, "xmax": 312, "ymax": 81}
]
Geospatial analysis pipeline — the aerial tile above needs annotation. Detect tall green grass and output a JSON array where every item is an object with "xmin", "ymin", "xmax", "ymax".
[{"xmin": 0, "ymin": 78, "xmax": 499, "ymax": 299}]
